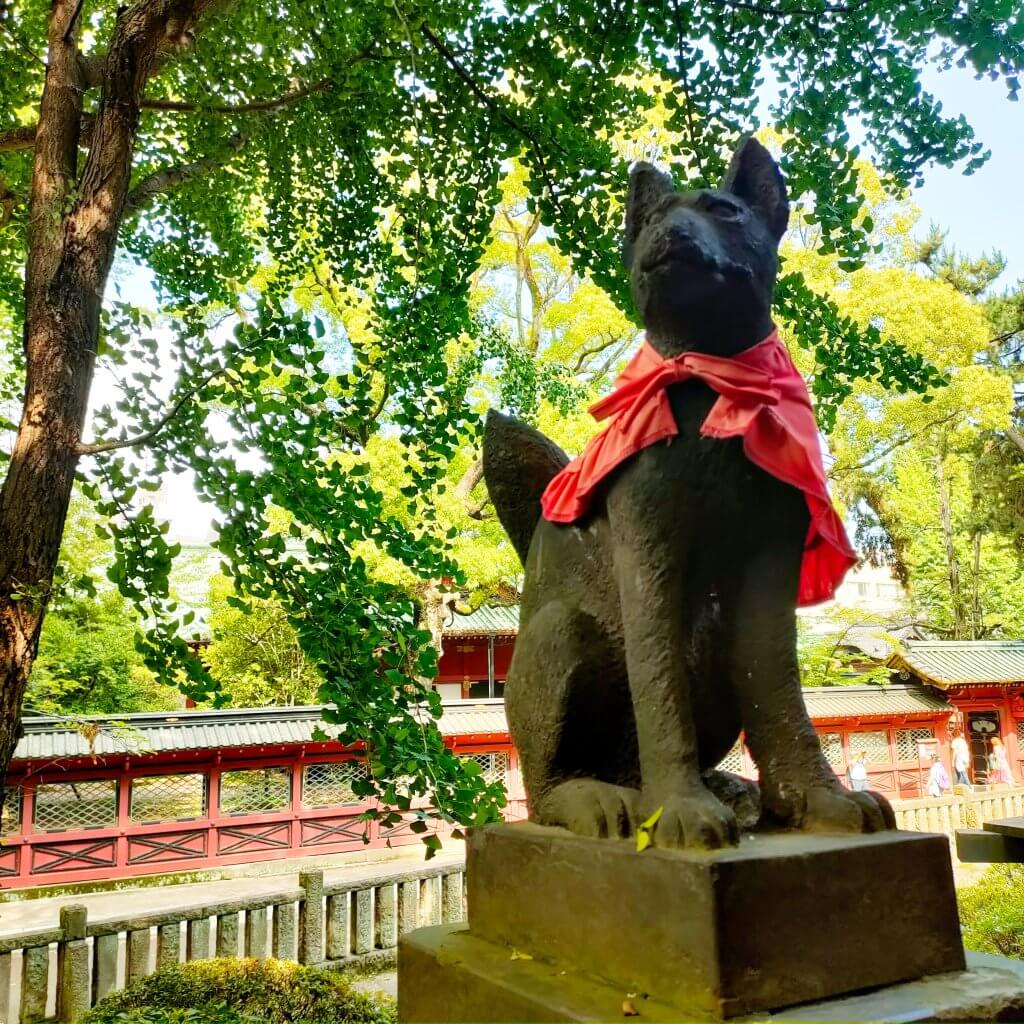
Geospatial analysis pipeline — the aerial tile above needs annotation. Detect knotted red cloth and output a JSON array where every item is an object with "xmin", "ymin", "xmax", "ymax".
[{"xmin": 540, "ymin": 329, "xmax": 856, "ymax": 606}]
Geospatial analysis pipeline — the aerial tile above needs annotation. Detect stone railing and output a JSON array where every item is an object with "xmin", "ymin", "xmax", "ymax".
[
  {"xmin": 0, "ymin": 860, "xmax": 465, "ymax": 1023},
  {"xmin": 891, "ymin": 785, "xmax": 1024, "ymax": 848}
]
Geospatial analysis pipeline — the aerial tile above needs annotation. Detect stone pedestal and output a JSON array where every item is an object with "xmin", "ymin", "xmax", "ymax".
[{"xmin": 399, "ymin": 822, "xmax": 971, "ymax": 1021}]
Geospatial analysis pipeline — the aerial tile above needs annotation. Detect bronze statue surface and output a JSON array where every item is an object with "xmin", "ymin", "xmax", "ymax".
[{"xmin": 483, "ymin": 137, "xmax": 895, "ymax": 849}]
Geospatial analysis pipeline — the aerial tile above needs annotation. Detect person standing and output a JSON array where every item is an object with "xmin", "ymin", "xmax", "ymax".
[
  {"xmin": 989, "ymin": 737, "xmax": 1015, "ymax": 785},
  {"xmin": 848, "ymin": 750, "xmax": 869, "ymax": 792},
  {"xmin": 951, "ymin": 729, "xmax": 971, "ymax": 788},
  {"xmin": 927, "ymin": 753, "xmax": 951, "ymax": 798}
]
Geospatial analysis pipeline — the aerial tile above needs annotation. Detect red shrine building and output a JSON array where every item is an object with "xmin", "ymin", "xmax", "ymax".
[
  {"xmin": 433, "ymin": 606, "xmax": 517, "ymax": 701},
  {"xmin": 887, "ymin": 641, "xmax": 1024, "ymax": 786},
  {"xmin": 2, "ymin": 607, "xmax": 1022, "ymax": 891}
]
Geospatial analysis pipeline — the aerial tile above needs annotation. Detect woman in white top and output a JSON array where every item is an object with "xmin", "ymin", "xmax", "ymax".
[
  {"xmin": 848, "ymin": 750, "xmax": 868, "ymax": 792},
  {"xmin": 951, "ymin": 730, "xmax": 970, "ymax": 787}
]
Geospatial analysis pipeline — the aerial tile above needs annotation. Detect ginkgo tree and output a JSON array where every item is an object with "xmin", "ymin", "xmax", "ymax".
[
  {"xmin": 1, "ymin": 0, "xmax": 1022, "ymax": 831},
  {"xmin": 781, "ymin": 161, "xmax": 1022, "ymax": 638}
]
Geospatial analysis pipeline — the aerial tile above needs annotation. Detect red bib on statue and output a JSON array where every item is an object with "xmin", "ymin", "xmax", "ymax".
[{"xmin": 540, "ymin": 329, "xmax": 856, "ymax": 606}]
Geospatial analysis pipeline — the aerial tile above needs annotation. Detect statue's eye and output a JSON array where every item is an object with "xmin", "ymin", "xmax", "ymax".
[{"xmin": 704, "ymin": 197, "xmax": 743, "ymax": 219}]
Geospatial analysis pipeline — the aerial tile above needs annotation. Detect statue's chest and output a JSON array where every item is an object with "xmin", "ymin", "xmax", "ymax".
[{"xmin": 657, "ymin": 379, "xmax": 768, "ymax": 492}]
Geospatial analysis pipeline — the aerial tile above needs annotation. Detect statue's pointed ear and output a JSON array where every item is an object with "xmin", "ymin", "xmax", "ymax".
[
  {"xmin": 720, "ymin": 137, "xmax": 789, "ymax": 242},
  {"xmin": 623, "ymin": 162, "xmax": 675, "ymax": 268}
]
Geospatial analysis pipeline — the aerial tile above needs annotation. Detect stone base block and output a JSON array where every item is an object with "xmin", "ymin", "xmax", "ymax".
[
  {"xmin": 404, "ymin": 822, "xmax": 966, "ymax": 1020},
  {"xmin": 398, "ymin": 925, "xmax": 1024, "ymax": 1023}
]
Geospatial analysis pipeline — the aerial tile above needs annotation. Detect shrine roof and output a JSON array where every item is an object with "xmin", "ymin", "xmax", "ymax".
[
  {"xmin": 12, "ymin": 699, "xmax": 510, "ymax": 762},
  {"xmin": 443, "ymin": 605, "xmax": 519, "ymax": 637},
  {"xmin": 887, "ymin": 640, "xmax": 1024, "ymax": 688},
  {"xmin": 12, "ymin": 686, "xmax": 954, "ymax": 764},
  {"xmin": 802, "ymin": 684, "xmax": 953, "ymax": 720}
]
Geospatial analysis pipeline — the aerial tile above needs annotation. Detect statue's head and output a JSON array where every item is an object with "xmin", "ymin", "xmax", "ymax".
[{"xmin": 623, "ymin": 137, "xmax": 789, "ymax": 358}]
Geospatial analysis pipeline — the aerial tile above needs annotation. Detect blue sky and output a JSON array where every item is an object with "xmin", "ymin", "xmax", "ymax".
[{"xmin": 912, "ymin": 64, "xmax": 1023, "ymax": 286}]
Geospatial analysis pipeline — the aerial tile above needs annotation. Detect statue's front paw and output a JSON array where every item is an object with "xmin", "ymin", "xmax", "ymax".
[
  {"xmin": 537, "ymin": 779, "xmax": 640, "ymax": 839},
  {"xmin": 764, "ymin": 781, "xmax": 896, "ymax": 834},
  {"xmin": 641, "ymin": 789, "xmax": 739, "ymax": 850}
]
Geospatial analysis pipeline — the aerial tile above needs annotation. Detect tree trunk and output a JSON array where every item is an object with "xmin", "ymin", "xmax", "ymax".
[
  {"xmin": 0, "ymin": 0, "xmax": 89, "ymax": 816},
  {"xmin": 970, "ymin": 529, "xmax": 983, "ymax": 639},
  {"xmin": 419, "ymin": 581, "xmax": 459, "ymax": 672},
  {"xmin": 933, "ymin": 451, "xmax": 968, "ymax": 639},
  {"xmin": 857, "ymin": 481, "xmax": 911, "ymax": 585},
  {"xmin": 0, "ymin": 0, "xmax": 221, "ymax": 816}
]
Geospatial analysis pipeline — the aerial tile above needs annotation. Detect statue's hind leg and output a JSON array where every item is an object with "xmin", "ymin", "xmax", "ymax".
[{"xmin": 506, "ymin": 600, "xmax": 640, "ymax": 838}]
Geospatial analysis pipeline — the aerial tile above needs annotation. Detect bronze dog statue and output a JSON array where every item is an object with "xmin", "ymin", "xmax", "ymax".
[{"xmin": 483, "ymin": 137, "xmax": 895, "ymax": 849}]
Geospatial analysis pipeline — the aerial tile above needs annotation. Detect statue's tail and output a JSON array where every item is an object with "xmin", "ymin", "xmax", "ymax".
[{"xmin": 483, "ymin": 409, "xmax": 569, "ymax": 565}]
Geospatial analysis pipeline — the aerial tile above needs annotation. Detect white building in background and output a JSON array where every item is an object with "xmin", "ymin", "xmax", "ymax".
[{"xmin": 798, "ymin": 562, "xmax": 907, "ymax": 636}]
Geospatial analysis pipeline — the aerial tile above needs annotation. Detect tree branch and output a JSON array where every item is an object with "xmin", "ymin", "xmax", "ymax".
[
  {"xmin": 0, "ymin": 116, "xmax": 95, "ymax": 154},
  {"xmin": 1006, "ymin": 426, "xmax": 1024, "ymax": 457},
  {"xmin": 140, "ymin": 77, "xmax": 334, "ymax": 114},
  {"xmin": 830, "ymin": 411, "xmax": 959, "ymax": 478},
  {"xmin": 419, "ymin": 20, "xmax": 567, "ymax": 204},
  {"xmin": 59, "ymin": 0, "xmax": 229, "ymax": 296},
  {"xmin": 124, "ymin": 132, "xmax": 246, "ymax": 212},
  {"xmin": 454, "ymin": 458, "xmax": 483, "ymax": 500},
  {"xmin": 76, "ymin": 355, "xmax": 239, "ymax": 456},
  {"xmin": 0, "ymin": 125, "xmax": 39, "ymax": 154},
  {"xmin": 25, "ymin": 0, "xmax": 85, "ymax": 302}
]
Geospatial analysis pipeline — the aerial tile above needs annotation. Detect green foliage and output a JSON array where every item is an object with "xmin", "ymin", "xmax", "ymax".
[
  {"xmin": 3, "ymin": 0, "xmax": 1023, "ymax": 839},
  {"xmin": 28, "ymin": 591, "xmax": 179, "ymax": 715},
  {"xmin": 25, "ymin": 493, "xmax": 180, "ymax": 716},
  {"xmin": 81, "ymin": 958, "xmax": 395, "ymax": 1024},
  {"xmin": 959, "ymin": 865, "xmax": 1024, "ymax": 960},
  {"xmin": 86, "ymin": 1008, "xmax": 245, "ymax": 1024},
  {"xmin": 797, "ymin": 610, "xmax": 895, "ymax": 688},
  {"xmin": 909, "ymin": 224, "xmax": 1007, "ymax": 298},
  {"xmin": 204, "ymin": 575, "xmax": 321, "ymax": 707},
  {"xmin": 782, "ymin": 167, "xmax": 1024, "ymax": 639}
]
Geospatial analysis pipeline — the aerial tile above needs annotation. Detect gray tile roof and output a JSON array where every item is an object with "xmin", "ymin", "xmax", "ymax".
[
  {"xmin": 13, "ymin": 686, "xmax": 954, "ymax": 764},
  {"xmin": 888, "ymin": 640, "xmax": 1024, "ymax": 687},
  {"xmin": 13, "ymin": 700, "xmax": 511, "ymax": 762},
  {"xmin": 443, "ymin": 605, "xmax": 519, "ymax": 636},
  {"xmin": 802, "ymin": 684, "xmax": 953, "ymax": 720}
]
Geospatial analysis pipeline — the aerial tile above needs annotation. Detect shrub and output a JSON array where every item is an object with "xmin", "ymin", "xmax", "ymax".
[
  {"xmin": 959, "ymin": 865, "xmax": 1024, "ymax": 960},
  {"xmin": 82, "ymin": 958, "xmax": 396, "ymax": 1024}
]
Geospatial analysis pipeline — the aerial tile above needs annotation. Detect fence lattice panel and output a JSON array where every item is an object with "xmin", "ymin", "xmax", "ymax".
[
  {"xmin": 850, "ymin": 730, "xmax": 891, "ymax": 764},
  {"xmin": 131, "ymin": 773, "xmax": 207, "ymax": 823},
  {"xmin": 219, "ymin": 768, "xmax": 291, "ymax": 815},
  {"xmin": 895, "ymin": 727, "xmax": 935, "ymax": 762},
  {"xmin": 715, "ymin": 742, "xmax": 744, "ymax": 774},
  {"xmin": 461, "ymin": 752, "xmax": 509, "ymax": 786},
  {"xmin": 34, "ymin": 780, "xmax": 118, "ymax": 832},
  {"xmin": 302, "ymin": 762, "xmax": 368, "ymax": 808}
]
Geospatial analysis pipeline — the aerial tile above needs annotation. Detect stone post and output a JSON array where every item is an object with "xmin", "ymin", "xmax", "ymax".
[
  {"xmin": 354, "ymin": 888, "xmax": 373, "ymax": 955},
  {"xmin": 216, "ymin": 912, "xmax": 240, "ymax": 958},
  {"xmin": 442, "ymin": 872, "xmax": 464, "ymax": 923},
  {"xmin": 245, "ymin": 907, "xmax": 269, "ymax": 960},
  {"xmin": 420, "ymin": 874, "xmax": 442, "ymax": 926},
  {"xmin": 127, "ymin": 929, "xmax": 150, "ymax": 984},
  {"xmin": 92, "ymin": 934, "xmax": 119, "ymax": 1004},
  {"xmin": 21, "ymin": 945, "xmax": 49, "ymax": 1022},
  {"xmin": 0, "ymin": 951, "xmax": 12, "ymax": 1024},
  {"xmin": 57, "ymin": 905, "xmax": 91, "ymax": 1023},
  {"xmin": 298, "ymin": 870, "xmax": 324, "ymax": 965},
  {"xmin": 157, "ymin": 923, "xmax": 181, "ymax": 968},
  {"xmin": 272, "ymin": 902, "xmax": 297, "ymax": 961},
  {"xmin": 376, "ymin": 884, "xmax": 398, "ymax": 949},
  {"xmin": 186, "ymin": 918, "xmax": 212, "ymax": 961},
  {"xmin": 326, "ymin": 893, "xmax": 350, "ymax": 960},
  {"xmin": 397, "ymin": 880, "xmax": 419, "ymax": 937}
]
